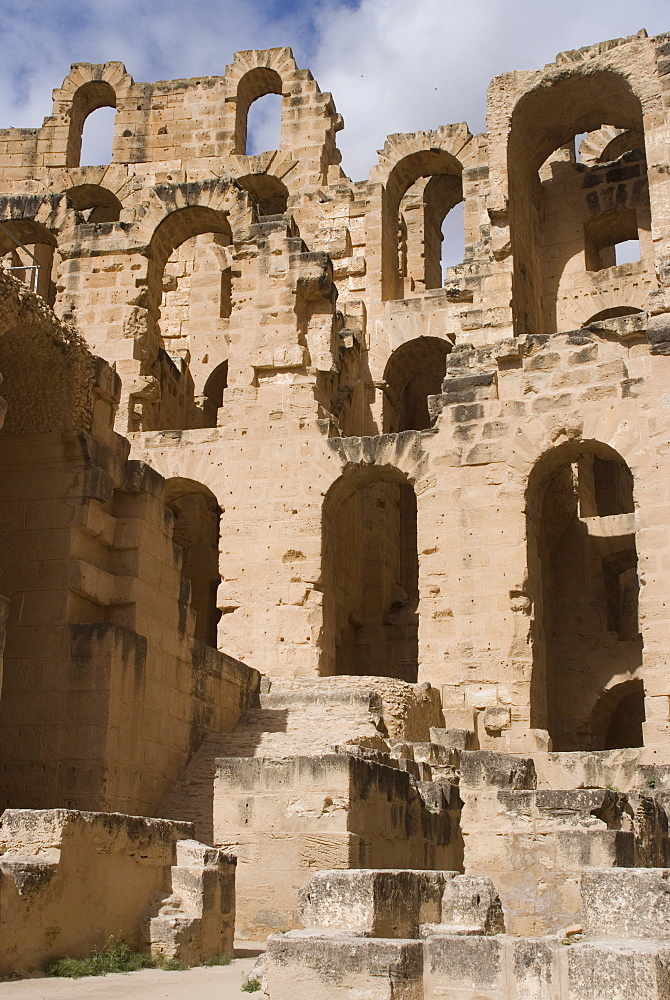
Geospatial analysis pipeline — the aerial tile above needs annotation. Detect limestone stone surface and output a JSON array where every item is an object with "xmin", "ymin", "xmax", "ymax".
[
  {"xmin": 0, "ymin": 810, "xmax": 235, "ymax": 975},
  {"xmin": 0, "ymin": 27, "xmax": 669, "ymax": 991}
]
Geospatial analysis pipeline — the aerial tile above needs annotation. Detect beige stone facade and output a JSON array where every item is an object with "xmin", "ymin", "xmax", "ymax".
[{"xmin": 0, "ymin": 27, "xmax": 669, "ymax": 989}]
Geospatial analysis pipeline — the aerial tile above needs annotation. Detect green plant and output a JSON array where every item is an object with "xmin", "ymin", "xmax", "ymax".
[
  {"xmin": 647, "ymin": 776, "xmax": 657, "ymax": 790},
  {"xmin": 203, "ymin": 953, "xmax": 232, "ymax": 966},
  {"xmin": 242, "ymin": 977, "xmax": 261, "ymax": 992},
  {"xmin": 46, "ymin": 941, "xmax": 153, "ymax": 979}
]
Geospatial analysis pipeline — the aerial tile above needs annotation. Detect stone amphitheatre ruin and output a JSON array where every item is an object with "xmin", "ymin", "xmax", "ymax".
[{"xmin": 0, "ymin": 24, "xmax": 669, "ymax": 998}]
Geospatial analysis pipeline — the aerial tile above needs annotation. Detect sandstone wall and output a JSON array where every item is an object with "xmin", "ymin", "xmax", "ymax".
[
  {"xmin": 213, "ymin": 750, "xmax": 462, "ymax": 938},
  {"xmin": 0, "ymin": 272, "xmax": 260, "ymax": 815},
  {"xmin": 0, "ymin": 31, "xmax": 669, "ymax": 808},
  {"xmin": 0, "ymin": 808, "xmax": 235, "ymax": 975}
]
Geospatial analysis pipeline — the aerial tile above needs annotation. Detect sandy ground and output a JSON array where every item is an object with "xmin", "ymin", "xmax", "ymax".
[{"xmin": 0, "ymin": 949, "xmax": 263, "ymax": 999}]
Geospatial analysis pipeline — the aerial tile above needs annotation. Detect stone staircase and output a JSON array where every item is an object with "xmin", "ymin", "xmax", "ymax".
[{"xmin": 157, "ymin": 679, "xmax": 396, "ymax": 843}]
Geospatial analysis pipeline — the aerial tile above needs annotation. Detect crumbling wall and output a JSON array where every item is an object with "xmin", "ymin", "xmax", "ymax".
[
  {"xmin": 213, "ymin": 750, "xmax": 461, "ymax": 938},
  {"xmin": 0, "ymin": 809, "xmax": 235, "ymax": 975}
]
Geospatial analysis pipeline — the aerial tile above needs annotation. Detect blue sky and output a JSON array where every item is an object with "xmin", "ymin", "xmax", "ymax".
[{"xmin": 1, "ymin": 0, "xmax": 668, "ymax": 179}]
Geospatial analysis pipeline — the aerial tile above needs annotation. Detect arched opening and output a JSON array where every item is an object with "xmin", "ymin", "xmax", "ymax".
[
  {"xmin": 321, "ymin": 467, "xmax": 419, "ymax": 680},
  {"xmin": 0, "ymin": 219, "xmax": 57, "ymax": 303},
  {"xmin": 585, "ymin": 305, "xmax": 644, "ymax": 324},
  {"xmin": 383, "ymin": 149, "xmax": 464, "ymax": 300},
  {"xmin": 164, "ymin": 479, "xmax": 221, "ymax": 648},
  {"xmin": 592, "ymin": 679, "xmax": 645, "ymax": 750},
  {"xmin": 80, "ymin": 106, "xmax": 117, "ymax": 167},
  {"xmin": 237, "ymin": 174, "xmax": 288, "ymax": 216},
  {"xmin": 234, "ymin": 67, "xmax": 283, "ymax": 156},
  {"xmin": 66, "ymin": 184, "xmax": 122, "ymax": 223},
  {"xmin": 66, "ymin": 80, "xmax": 117, "ymax": 168},
  {"xmin": 584, "ymin": 207, "xmax": 640, "ymax": 270},
  {"xmin": 382, "ymin": 337, "xmax": 451, "ymax": 432},
  {"xmin": 441, "ymin": 200, "xmax": 465, "ymax": 272},
  {"xmin": 507, "ymin": 70, "xmax": 651, "ymax": 334},
  {"xmin": 145, "ymin": 206, "xmax": 234, "ymax": 431},
  {"xmin": 158, "ymin": 231, "xmax": 232, "ymax": 342},
  {"xmin": 527, "ymin": 441, "xmax": 642, "ymax": 750},
  {"xmin": 578, "ymin": 126, "xmax": 646, "ymax": 166},
  {"xmin": 245, "ymin": 94, "xmax": 282, "ymax": 155},
  {"xmin": 202, "ymin": 360, "xmax": 228, "ymax": 427}
]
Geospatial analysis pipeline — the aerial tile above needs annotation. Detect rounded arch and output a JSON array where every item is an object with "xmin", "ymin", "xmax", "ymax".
[
  {"xmin": 223, "ymin": 47, "xmax": 310, "ymax": 160},
  {"xmin": 579, "ymin": 126, "xmax": 645, "ymax": 166},
  {"xmin": 509, "ymin": 69, "xmax": 646, "ymax": 186},
  {"xmin": 585, "ymin": 305, "xmax": 645, "ymax": 324},
  {"xmin": 202, "ymin": 360, "xmax": 229, "ymax": 427},
  {"xmin": 0, "ymin": 218, "xmax": 58, "ymax": 303},
  {"xmin": 373, "ymin": 130, "xmax": 474, "ymax": 301},
  {"xmin": 66, "ymin": 80, "xmax": 117, "ymax": 169},
  {"xmin": 382, "ymin": 336, "xmax": 451, "ymax": 432},
  {"xmin": 321, "ymin": 463, "xmax": 419, "ymax": 681},
  {"xmin": 164, "ymin": 478, "xmax": 221, "ymax": 648},
  {"xmin": 386, "ymin": 148, "xmax": 463, "ymax": 210},
  {"xmin": 0, "ymin": 217, "xmax": 57, "ymax": 253},
  {"xmin": 144, "ymin": 201, "xmax": 240, "ymax": 432},
  {"xmin": 146, "ymin": 202, "xmax": 236, "ymax": 332},
  {"xmin": 526, "ymin": 439, "xmax": 641, "ymax": 750},
  {"xmin": 234, "ymin": 67, "xmax": 283, "ymax": 155},
  {"xmin": 66, "ymin": 184, "xmax": 122, "ymax": 223},
  {"xmin": 526, "ymin": 438, "xmax": 634, "ymax": 516},
  {"xmin": 149, "ymin": 205, "xmax": 233, "ymax": 275},
  {"xmin": 371, "ymin": 123, "xmax": 475, "ymax": 191},
  {"xmin": 591, "ymin": 678, "xmax": 645, "ymax": 750},
  {"xmin": 506, "ymin": 65, "xmax": 653, "ymax": 335},
  {"xmin": 0, "ymin": 190, "xmax": 79, "ymax": 244},
  {"xmin": 137, "ymin": 179, "xmax": 255, "ymax": 254}
]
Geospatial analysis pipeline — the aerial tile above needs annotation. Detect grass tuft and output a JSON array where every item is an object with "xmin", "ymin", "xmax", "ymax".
[
  {"xmin": 46, "ymin": 942, "xmax": 153, "ymax": 979},
  {"xmin": 46, "ymin": 939, "xmax": 234, "ymax": 979},
  {"xmin": 242, "ymin": 977, "xmax": 261, "ymax": 992}
]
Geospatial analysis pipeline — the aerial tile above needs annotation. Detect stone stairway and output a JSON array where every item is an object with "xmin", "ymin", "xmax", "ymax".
[{"xmin": 157, "ymin": 682, "xmax": 389, "ymax": 843}]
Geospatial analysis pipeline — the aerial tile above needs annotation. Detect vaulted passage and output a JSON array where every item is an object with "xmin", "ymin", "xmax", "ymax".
[
  {"xmin": 383, "ymin": 149, "xmax": 464, "ymax": 301},
  {"xmin": 143, "ymin": 206, "xmax": 234, "ymax": 432},
  {"xmin": 507, "ymin": 71, "xmax": 651, "ymax": 333},
  {"xmin": 592, "ymin": 679, "xmax": 645, "ymax": 751},
  {"xmin": 383, "ymin": 336, "xmax": 451, "ymax": 432},
  {"xmin": 528, "ymin": 443, "xmax": 642, "ymax": 751},
  {"xmin": 321, "ymin": 469, "xmax": 418, "ymax": 681},
  {"xmin": 0, "ymin": 220, "xmax": 57, "ymax": 303}
]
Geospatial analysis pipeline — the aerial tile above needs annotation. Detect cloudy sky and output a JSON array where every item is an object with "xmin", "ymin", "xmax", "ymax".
[{"xmin": 1, "ymin": 0, "xmax": 668, "ymax": 180}]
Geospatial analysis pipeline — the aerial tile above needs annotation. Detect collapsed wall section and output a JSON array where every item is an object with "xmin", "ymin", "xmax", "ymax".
[{"xmin": 0, "ymin": 809, "xmax": 235, "ymax": 975}]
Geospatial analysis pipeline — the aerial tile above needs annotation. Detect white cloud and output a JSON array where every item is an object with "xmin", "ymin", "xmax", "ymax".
[
  {"xmin": 0, "ymin": 0, "xmax": 312, "ymax": 131},
  {"xmin": 309, "ymin": 0, "xmax": 669, "ymax": 179}
]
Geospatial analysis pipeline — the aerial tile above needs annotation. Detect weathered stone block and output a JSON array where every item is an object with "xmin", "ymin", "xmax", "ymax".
[
  {"xmin": 296, "ymin": 869, "xmax": 451, "ymax": 937},
  {"xmin": 568, "ymin": 941, "xmax": 670, "ymax": 1000},
  {"xmin": 265, "ymin": 932, "xmax": 424, "ymax": 1000},
  {"xmin": 581, "ymin": 868, "xmax": 670, "ymax": 940},
  {"xmin": 424, "ymin": 935, "xmax": 503, "ymax": 995},
  {"xmin": 460, "ymin": 751, "xmax": 537, "ymax": 789}
]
